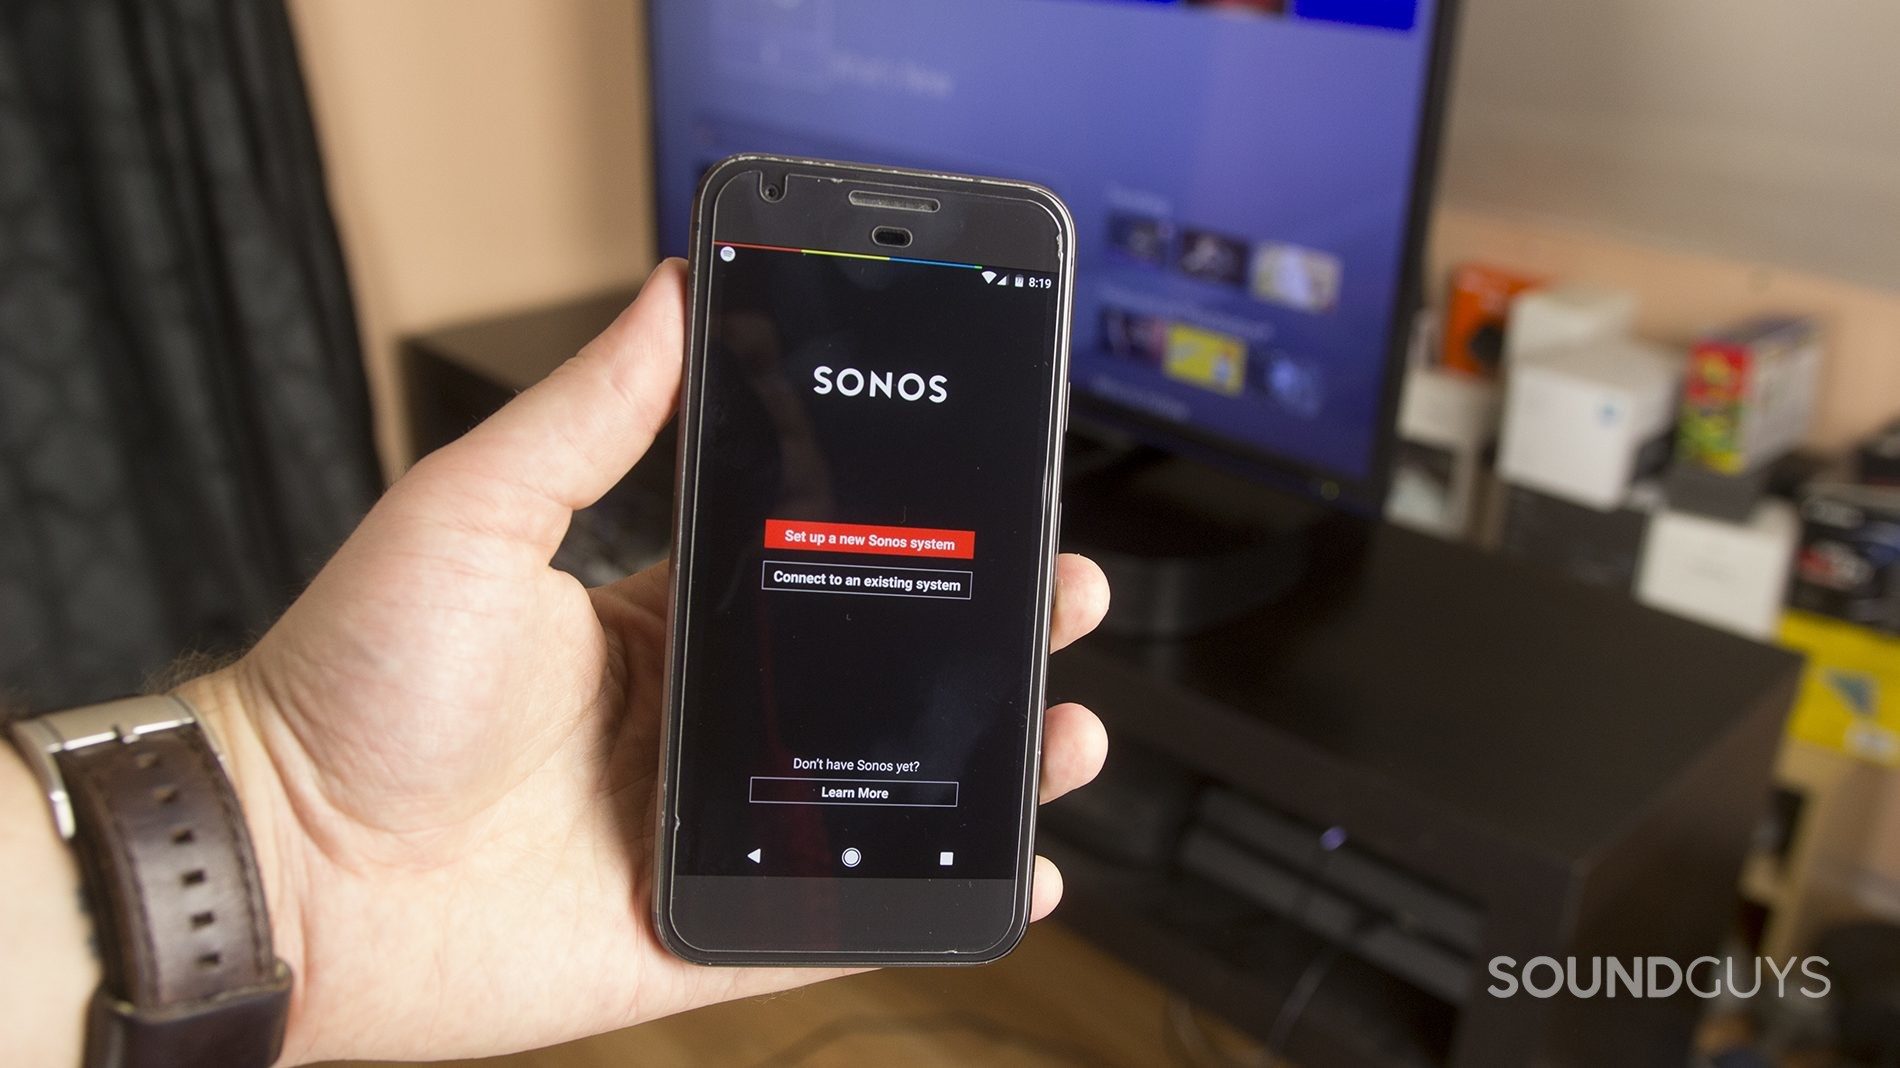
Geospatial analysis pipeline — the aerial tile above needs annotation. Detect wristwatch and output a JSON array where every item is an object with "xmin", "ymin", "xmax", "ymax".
[{"xmin": 7, "ymin": 695, "xmax": 293, "ymax": 1068}]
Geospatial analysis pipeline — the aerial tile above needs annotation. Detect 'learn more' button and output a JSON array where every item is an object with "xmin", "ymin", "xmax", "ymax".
[{"xmin": 749, "ymin": 776, "xmax": 960, "ymax": 808}]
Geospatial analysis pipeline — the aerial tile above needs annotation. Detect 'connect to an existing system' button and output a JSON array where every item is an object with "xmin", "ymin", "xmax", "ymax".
[{"xmin": 749, "ymin": 776, "xmax": 960, "ymax": 808}]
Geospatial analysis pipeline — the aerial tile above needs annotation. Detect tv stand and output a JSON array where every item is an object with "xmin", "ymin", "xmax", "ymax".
[
  {"xmin": 1061, "ymin": 437, "xmax": 1354, "ymax": 638},
  {"xmin": 1044, "ymin": 522, "xmax": 1800, "ymax": 1066}
]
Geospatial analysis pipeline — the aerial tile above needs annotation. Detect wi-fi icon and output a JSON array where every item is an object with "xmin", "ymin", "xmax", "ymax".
[{"xmin": 981, "ymin": 270, "xmax": 997, "ymax": 284}]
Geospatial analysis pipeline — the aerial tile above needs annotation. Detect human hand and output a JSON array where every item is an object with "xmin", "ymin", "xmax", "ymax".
[{"xmin": 177, "ymin": 259, "xmax": 1111, "ymax": 1065}]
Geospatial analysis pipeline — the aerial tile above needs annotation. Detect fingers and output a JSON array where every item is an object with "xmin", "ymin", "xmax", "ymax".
[
  {"xmin": 1050, "ymin": 553, "xmax": 1110, "ymax": 652},
  {"xmin": 404, "ymin": 259, "xmax": 689, "ymax": 557},
  {"xmin": 1029, "ymin": 855, "xmax": 1064, "ymax": 921},
  {"xmin": 1040, "ymin": 702, "xmax": 1108, "ymax": 804},
  {"xmin": 1025, "ymin": 703, "xmax": 1106, "ymax": 925}
]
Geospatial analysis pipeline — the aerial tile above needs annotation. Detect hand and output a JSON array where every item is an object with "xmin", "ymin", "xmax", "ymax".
[{"xmin": 178, "ymin": 259, "xmax": 1111, "ymax": 1065}]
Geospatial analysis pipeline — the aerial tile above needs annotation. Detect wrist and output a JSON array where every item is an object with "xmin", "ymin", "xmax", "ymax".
[
  {"xmin": 0, "ymin": 734, "xmax": 98, "ymax": 1067},
  {"xmin": 173, "ymin": 666, "xmax": 313, "ymax": 1066}
]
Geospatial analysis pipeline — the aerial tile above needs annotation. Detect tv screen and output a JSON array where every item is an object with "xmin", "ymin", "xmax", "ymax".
[{"xmin": 649, "ymin": 0, "xmax": 1452, "ymax": 504}]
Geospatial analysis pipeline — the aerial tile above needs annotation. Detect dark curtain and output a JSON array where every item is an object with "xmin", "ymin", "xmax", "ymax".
[{"xmin": 0, "ymin": 0, "xmax": 379, "ymax": 709}]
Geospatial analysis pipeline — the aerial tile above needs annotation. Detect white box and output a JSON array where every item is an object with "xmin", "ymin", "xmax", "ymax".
[
  {"xmin": 1497, "ymin": 338, "xmax": 1684, "ymax": 511},
  {"xmin": 1637, "ymin": 500, "xmax": 1800, "ymax": 639},
  {"xmin": 1386, "ymin": 366, "xmax": 1501, "ymax": 538},
  {"xmin": 1505, "ymin": 285, "xmax": 1639, "ymax": 363}
]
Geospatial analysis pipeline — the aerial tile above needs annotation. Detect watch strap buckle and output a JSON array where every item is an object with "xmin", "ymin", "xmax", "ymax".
[{"xmin": 7, "ymin": 696, "xmax": 199, "ymax": 840}]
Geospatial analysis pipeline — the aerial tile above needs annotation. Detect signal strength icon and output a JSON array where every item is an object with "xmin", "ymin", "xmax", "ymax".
[{"xmin": 981, "ymin": 270, "xmax": 997, "ymax": 284}]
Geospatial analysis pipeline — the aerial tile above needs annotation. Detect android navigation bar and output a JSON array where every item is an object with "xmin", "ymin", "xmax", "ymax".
[{"xmin": 750, "ymin": 776, "xmax": 960, "ymax": 808}]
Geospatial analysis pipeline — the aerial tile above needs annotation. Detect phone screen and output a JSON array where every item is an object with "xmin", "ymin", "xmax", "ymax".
[{"xmin": 671, "ymin": 237, "xmax": 1063, "ymax": 886}]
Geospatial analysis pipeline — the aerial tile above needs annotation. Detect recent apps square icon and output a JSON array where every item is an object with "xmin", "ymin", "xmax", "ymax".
[{"xmin": 1251, "ymin": 242, "xmax": 1343, "ymax": 313}]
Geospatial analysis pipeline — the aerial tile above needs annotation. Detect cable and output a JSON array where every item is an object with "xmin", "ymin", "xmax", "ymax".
[
  {"xmin": 1163, "ymin": 995, "xmax": 1215, "ymax": 1067},
  {"xmin": 1165, "ymin": 995, "xmax": 1271, "ymax": 1068},
  {"xmin": 1263, "ymin": 942, "xmax": 1345, "ymax": 1055},
  {"xmin": 1155, "ymin": 825, "xmax": 1358, "ymax": 1065},
  {"xmin": 746, "ymin": 1009, "xmax": 1136, "ymax": 1068},
  {"xmin": 1260, "ymin": 826, "xmax": 1354, "ymax": 1060}
]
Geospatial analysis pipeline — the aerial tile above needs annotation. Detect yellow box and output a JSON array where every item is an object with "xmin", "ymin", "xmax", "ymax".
[
  {"xmin": 1780, "ymin": 610, "xmax": 1900, "ymax": 766},
  {"xmin": 1164, "ymin": 323, "xmax": 1247, "ymax": 396}
]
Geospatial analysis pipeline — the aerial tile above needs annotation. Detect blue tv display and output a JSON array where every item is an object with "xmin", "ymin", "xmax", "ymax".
[{"xmin": 649, "ymin": 0, "xmax": 1454, "ymax": 505}]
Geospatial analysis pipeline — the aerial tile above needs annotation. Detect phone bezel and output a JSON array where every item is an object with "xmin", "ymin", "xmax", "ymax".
[{"xmin": 653, "ymin": 155, "xmax": 1075, "ymax": 966}]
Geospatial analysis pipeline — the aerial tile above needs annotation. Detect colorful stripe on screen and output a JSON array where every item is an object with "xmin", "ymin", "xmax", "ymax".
[{"xmin": 716, "ymin": 241, "xmax": 984, "ymax": 271}]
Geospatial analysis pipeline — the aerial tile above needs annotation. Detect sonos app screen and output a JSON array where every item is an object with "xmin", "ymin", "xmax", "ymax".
[{"xmin": 675, "ymin": 241, "xmax": 1060, "ymax": 881}]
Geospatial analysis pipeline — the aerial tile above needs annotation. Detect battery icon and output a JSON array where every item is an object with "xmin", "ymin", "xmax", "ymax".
[{"xmin": 1014, "ymin": 275, "xmax": 1025, "ymax": 287}]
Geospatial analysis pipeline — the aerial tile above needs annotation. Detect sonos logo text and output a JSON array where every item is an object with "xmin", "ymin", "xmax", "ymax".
[{"xmin": 812, "ymin": 366, "xmax": 949, "ymax": 404}]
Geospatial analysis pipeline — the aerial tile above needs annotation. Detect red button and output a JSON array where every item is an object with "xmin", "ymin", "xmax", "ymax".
[{"xmin": 764, "ymin": 518, "xmax": 975, "ymax": 560}]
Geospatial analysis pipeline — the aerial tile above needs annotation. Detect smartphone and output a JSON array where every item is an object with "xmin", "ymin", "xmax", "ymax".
[{"xmin": 653, "ymin": 155, "xmax": 1075, "ymax": 965}]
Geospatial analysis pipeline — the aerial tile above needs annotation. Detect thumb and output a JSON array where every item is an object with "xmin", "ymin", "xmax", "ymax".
[{"xmin": 399, "ymin": 258, "xmax": 688, "ymax": 562}]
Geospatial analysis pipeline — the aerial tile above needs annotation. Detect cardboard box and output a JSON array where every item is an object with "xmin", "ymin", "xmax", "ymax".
[
  {"xmin": 1678, "ymin": 317, "xmax": 1821, "ymax": 475},
  {"xmin": 1782, "ymin": 610, "xmax": 1900, "ymax": 767},
  {"xmin": 1636, "ymin": 500, "xmax": 1799, "ymax": 640},
  {"xmin": 1386, "ymin": 365, "xmax": 1501, "ymax": 539},
  {"xmin": 1790, "ymin": 483, "xmax": 1900, "ymax": 635},
  {"xmin": 1497, "ymin": 338, "xmax": 1683, "ymax": 511},
  {"xmin": 1441, "ymin": 263, "xmax": 1543, "ymax": 378}
]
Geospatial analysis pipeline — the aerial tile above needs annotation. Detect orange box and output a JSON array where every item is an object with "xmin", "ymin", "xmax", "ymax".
[{"xmin": 1441, "ymin": 263, "xmax": 1544, "ymax": 378}]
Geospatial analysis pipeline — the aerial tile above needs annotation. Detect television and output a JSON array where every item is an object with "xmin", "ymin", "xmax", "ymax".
[{"xmin": 647, "ymin": 0, "xmax": 1459, "ymax": 512}]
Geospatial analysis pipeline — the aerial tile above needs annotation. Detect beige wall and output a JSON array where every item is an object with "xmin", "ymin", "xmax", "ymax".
[
  {"xmin": 1443, "ymin": 0, "xmax": 1900, "ymax": 292},
  {"xmin": 289, "ymin": 0, "xmax": 655, "ymax": 475}
]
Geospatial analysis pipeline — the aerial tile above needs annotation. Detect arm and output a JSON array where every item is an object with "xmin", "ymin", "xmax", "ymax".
[
  {"xmin": 2, "ymin": 260, "xmax": 1109, "ymax": 1065},
  {"xmin": 0, "ymin": 738, "xmax": 97, "ymax": 1068}
]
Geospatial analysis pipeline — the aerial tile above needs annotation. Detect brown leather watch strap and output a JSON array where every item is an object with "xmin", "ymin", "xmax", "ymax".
[{"xmin": 9, "ymin": 696, "xmax": 291, "ymax": 1068}]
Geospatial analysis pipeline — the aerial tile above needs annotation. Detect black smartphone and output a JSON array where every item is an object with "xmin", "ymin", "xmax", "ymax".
[{"xmin": 654, "ymin": 155, "xmax": 1075, "ymax": 965}]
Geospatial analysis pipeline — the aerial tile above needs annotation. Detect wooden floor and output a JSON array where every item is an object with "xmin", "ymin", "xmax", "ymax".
[
  {"xmin": 316, "ymin": 925, "xmax": 1798, "ymax": 1067},
  {"xmin": 330, "ymin": 924, "xmax": 1263, "ymax": 1068}
]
